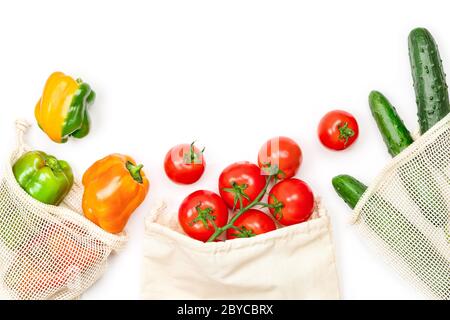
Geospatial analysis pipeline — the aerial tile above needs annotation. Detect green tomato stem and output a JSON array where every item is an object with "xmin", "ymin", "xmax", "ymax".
[{"xmin": 206, "ymin": 174, "xmax": 274, "ymax": 242}]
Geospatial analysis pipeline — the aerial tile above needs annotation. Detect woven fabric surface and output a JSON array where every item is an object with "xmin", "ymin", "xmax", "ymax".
[{"xmin": 142, "ymin": 199, "xmax": 340, "ymax": 300}]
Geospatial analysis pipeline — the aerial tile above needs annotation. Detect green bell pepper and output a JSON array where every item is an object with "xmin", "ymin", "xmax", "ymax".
[{"xmin": 13, "ymin": 151, "xmax": 74, "ymax": 205}]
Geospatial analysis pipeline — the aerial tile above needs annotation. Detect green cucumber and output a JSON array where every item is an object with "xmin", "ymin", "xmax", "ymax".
[
  {"xmin": 369, "ymin": 91, "xmax": 414, "ymax": 157},
  {"xmin": 400, "ymin": 161, "xmax": 448, "ymax": 228},
  {"xmin": 332, "ymin": 174, "xmax": 450, "ymax": 299},
  {"xmin": 332, "ymin": 174, "xmax": 367, "ymax": 209},
  {"xmin": 408, "ymin": 28, "xmax": 450, "ymax": 134}
]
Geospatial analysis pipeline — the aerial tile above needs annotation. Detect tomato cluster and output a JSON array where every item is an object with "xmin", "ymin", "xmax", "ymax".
[{"xmin": 166, "ymin": 137, "xmax": 315, "ymax": 242}]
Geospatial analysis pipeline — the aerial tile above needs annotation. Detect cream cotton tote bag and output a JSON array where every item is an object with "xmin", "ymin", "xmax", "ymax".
[{"xmin": 142, "ymin": 199, "xmax": 340, "ymax": 300}]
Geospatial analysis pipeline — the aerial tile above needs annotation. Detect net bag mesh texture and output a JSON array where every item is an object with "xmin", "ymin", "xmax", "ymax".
[
  {"xmin": 0, "ymin": 120, "xmax": 128, "ymax": 300},
  {"xmin": 352, "ymin": 114, "xmax": 450, "ymax": 300}
]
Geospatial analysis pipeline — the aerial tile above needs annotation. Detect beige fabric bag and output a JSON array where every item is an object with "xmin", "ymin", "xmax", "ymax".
[
  {"xmin": 0, "ymin": 120, "xmax": 128, "ymax": 300},
  {"xmin": 351, "ymin": 113, "xmax": 450, "ymax": 300},
  {"xmin": 142, "ymin": 199, "xmax": 340, "ymax": 300}
]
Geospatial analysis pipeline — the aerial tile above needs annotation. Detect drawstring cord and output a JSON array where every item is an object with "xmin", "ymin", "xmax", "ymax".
[{"xmin": 15, "ymin": 119, "xmax": 31, "ymax": 154}]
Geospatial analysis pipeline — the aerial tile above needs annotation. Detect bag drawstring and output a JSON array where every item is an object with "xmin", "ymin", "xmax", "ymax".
[
  {"xmin": 146, "ymin": 201, "xmax": 168, "ymax": 226},
  {"xmin": 15, "ymin": 119, "xmax": 31, "ymax": 154},
  {"xmin": 314, "ymin": 197, "xmax": 327, "ymax": 219},
  {"xmin": 412, "ymin": 129, "xmax": 421, "ymax": 141}
]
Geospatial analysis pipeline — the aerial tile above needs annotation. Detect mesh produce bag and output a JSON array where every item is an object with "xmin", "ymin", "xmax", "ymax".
[
  {"xmin": 142, "ymin": 199, "xmax": 340, "ymax": 300},
  {"xmin": 351, "ymin": 113, "xmax": 450, "ymax": 300},
  {"xmin": 0, "ymin": 120, "xmax": 128, "ymax": 300}
]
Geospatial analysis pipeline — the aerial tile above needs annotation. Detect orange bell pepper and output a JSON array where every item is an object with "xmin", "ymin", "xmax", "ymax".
[{"xmin": 82, "ymin": 154, "xmax": 149, "ymax": 234}]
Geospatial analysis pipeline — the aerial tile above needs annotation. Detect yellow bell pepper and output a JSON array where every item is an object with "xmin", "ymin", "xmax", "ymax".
[{"xmin": 35, "ymin": 72, "xmax": 95, "ymax": 143}]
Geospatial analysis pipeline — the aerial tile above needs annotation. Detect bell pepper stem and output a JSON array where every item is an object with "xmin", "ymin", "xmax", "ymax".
[
  {"xmin": 126, "ymin": 161, "xmax": 144, "ymax": 184},
  {"xmin": 44, "ymin": 155, "xmax": 61, "ymax": 172}
]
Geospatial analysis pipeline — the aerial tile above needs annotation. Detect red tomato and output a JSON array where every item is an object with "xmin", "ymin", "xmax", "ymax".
[
  {"xmin": 318, "ymin": 110, "xmax": 359, "ymax": 150},
  {"xmin": 226, "ymin": 209, "xmax": 276, "ymax": 239},
  {"xmin": 164, "ymin": 142, "xmax": 205, "ymax": 184},
  {"xmin": 218, "ymin": 162, "xmax": 266, "ymax": 210},
  {"xmin": 257, "ymin": 137, "xmax": 302, "ymax": 179},
  {"xmin": 268, "ymin": 178, "xmax": 314, "ymax": 226},
  {"xmin": 178, "ymin": 190, "xmax": 229, "ymax": 242}
]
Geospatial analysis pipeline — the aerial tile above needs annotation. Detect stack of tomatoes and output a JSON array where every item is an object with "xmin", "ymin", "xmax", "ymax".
[{"xmin": 164, "ymin": 137, "xmax": 315, "ymax": 242}]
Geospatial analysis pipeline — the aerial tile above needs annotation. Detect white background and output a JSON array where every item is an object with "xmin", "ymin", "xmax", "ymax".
[{"xmin": 0, "ymin": 0, "xmax": 445, "ymax": 300}]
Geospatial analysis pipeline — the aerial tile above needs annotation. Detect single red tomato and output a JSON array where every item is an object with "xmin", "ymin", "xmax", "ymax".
[
  {"xmin": 268, "ymin": 178, "xmax": 314, "ymax": 226},
  {"xmin": 226, "ymin": 209, "xmax": 276, "ymax": 239},
  {"xmin": 218, "ymin": 161, "xmax": 266, "ymax": 210},
  {"xmin": 164, "ymin": 142, "xmax": 205, "ymax": 184},
  {"xmin": 257, "ymin": 137, "xmax": 302, "ymax": 179},
  {"xmin": 318, "ymin": 110, "xmax": 359, "ymax": 150},
  {"xmin": 178, "ymin": 190, "xmax": 229, "ymax": 242}
]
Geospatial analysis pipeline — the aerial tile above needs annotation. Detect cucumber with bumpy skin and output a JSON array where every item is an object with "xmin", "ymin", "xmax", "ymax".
[
  {"xmin": 332, "ymin": 174, "xmax": 367, "ymax": 209},
  {"xmin": 369, "ymin": 91, "xmax": 414, "ymax": 157},
  {"xmin": 332, "ymin": 174, "xmax": 450, "ymax": 299},
  {"xmin": 408, "ymin": 28, "xmax": 450, "ymax": 134}
]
